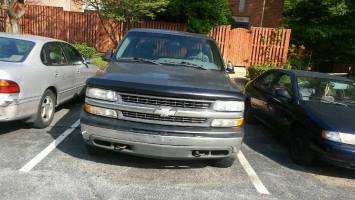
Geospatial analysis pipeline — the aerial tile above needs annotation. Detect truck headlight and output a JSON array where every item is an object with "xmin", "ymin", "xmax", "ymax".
[
  {"xmin": 211, "ymin": 118, "xmax": 244, "ymax": 127},
  {"xmin": 84, "ymin": 104, "xmax": 118, "ymax": 118},
  {"xmin": 86, "ymin": 87, "xmax": 117, "ymax": 101},
  {"xmin": 213, "ymin": 101, "xmax": 244, "ymax": 112},
  {"xmin": 322, "ymin": 131, "xmax": 355, "ymax": 145}
]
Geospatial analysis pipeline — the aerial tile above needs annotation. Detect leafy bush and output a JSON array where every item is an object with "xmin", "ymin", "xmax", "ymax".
[
  {"xmin": 286, "ymin": 44, "xmax": 310, "ymax": 70},
  {"xmin": 167, "ymin": 0, "xmax": 232, "ymax": 34},
  {"xmin": 72, "ymin": 43, "xmax": 108, "ymax": 70},
  {"xmin": 72, "ymin": 43, "xmax": 97, "ymax": 59},
  {"xmin": 91, "ymin": 57, "xmax": 108, "ymax": 70},
  {"xmin": 283, "ymin": 0, "xmax": 355, "ymax": 67},
  {"xmin": 247, "ymin": 65, "xmax": 278, "ymax": 80}
]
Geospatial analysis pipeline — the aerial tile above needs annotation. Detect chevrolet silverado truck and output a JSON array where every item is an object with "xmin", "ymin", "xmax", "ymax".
[{"xmin": 80, "ymin": 29, "xmax": 245, "ymax": 168}]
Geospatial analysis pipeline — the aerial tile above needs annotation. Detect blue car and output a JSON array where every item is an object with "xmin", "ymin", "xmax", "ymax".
[{"xmin": 244, "ymin": 69, "xmax": 355, "ymax": 169}]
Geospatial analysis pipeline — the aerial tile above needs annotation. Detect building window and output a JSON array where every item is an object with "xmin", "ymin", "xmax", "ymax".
[
  {"xmin": 232, "ymin": 16, "xmax": 250, "ymax": 28},
  {"xmin": 239, "ymin": 0, "xmax": 246, "ymax": 13}
]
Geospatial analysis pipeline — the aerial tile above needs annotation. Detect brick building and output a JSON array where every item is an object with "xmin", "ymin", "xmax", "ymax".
[
  {"xmin": 229, "ymin": 0, "xmax": 283, "ymax": 28},
  {"xmin": 25, "ymin": 0, "xmax": 83, "ymax": 12}
]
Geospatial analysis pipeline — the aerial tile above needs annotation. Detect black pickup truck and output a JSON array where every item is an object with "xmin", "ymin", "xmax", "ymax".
[{"xmin": 80, "ymin": 29, "xmax": 245, "ymax": 168}]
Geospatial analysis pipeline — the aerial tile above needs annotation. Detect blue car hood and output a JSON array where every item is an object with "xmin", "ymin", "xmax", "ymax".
[{"xmin": 300, "ymin": 101, "xmax": 355, "ymax": 133}]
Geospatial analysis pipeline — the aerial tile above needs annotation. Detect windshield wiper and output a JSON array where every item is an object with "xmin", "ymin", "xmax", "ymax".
[
  {"xmin": 119, "ymin": 57, "xmax": 161, "ymax": 65},
  {"xmin": 159, "ymin": 61, "xmax": 207, "ymax": 70},
  {"xmin": 307, "ymin": 98, "xmax": 348, "ymax": 107},
  {"xmin": 342, "ymin": 100, "xmax": 355, "ymax": 106},
  {"xmin": 321, "ymin": 99, "xmax": 348, "ymax": 107}
]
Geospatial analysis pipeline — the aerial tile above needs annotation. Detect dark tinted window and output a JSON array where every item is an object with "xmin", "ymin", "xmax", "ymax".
[
  {"xmin": 273, "ymin": 74, "xmax": 293, "ymax": 93},
  {"xmin": 41, "ymin": 42, "xmax": 68, "ymax": 66},
  {"xmin": 255, "ymin": 73, "xmax": 277, "ymax": 91},
  {"xmin": 0, "ymin": 37, "xmax": 35, "ymax": 62},
  {"xmin": 61, "ymin": 43, "xmax": 83, "ymax": 65},
  {"xmin": 297, "ymin": 76, "xmax": 355, "ymax": 104},
  {"xmin": 114, "ymin": 32, "xmax": 224, "ymax": 70}
]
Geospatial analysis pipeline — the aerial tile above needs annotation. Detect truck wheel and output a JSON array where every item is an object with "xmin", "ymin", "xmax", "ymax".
[
  {"xmin": 33, "ymin": 90, "xmax": 56, "ymax": 129},
  {"xmin": 85, "ymin": 144, "xmax": 106, "ymax": 156},
  {"xmin": 289, "ymin": 128, "xmax": 316, "ymax": 166},
  {"xmin": 210, "ymin": 156, "xmax": 236, "ymax": 168},
  {"xmin": 244, "ymin": 100, "xmax": 257, "ymax": 124}
]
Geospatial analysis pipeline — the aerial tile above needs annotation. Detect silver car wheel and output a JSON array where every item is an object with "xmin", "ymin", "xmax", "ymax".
[{"xmin": 41, "ymin": 96, "xmax": 54, "ymax": 122}]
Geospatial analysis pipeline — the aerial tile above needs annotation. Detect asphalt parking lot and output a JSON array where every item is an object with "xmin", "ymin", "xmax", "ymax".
[{"xmin": 1, "ymin": 99, "xmax": 354, "ymax": 200}]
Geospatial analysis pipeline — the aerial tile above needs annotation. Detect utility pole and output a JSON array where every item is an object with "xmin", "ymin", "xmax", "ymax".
[{"xmin": 260, "ymin": 0, "xmax": 266, "ymax": 27}]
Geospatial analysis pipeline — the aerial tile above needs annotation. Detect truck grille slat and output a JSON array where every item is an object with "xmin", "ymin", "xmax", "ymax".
[
  {"xmin": 122, "ymin": 111, "xmax": 207, "ymax": 124},
  {"xmin": 121, "ymin": 94, "xmax": 211, "ymax": 109}
]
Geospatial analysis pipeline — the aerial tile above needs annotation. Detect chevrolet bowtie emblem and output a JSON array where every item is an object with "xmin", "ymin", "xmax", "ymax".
[{"xmin": 154, "ymin": 107, "xmax": 176, "ymax": 117}]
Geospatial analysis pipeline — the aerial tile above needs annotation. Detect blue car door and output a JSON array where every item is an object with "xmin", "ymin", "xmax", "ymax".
[
  {"xmin": 266, "ymin": 73, "xmax": 295, "ymax": 132},
  {"xmin": 248, "ymin": 72, "xmax": 278, "ymax": 126}
]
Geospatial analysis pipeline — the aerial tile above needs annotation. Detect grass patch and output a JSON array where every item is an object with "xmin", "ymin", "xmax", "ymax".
[
  {"xmin": 72, "ymin": 43, "xmax": 108, "ymax": 70},
  {"xmin": 91, "ymin": 56, "xmax": 108, "ymax": 70}
]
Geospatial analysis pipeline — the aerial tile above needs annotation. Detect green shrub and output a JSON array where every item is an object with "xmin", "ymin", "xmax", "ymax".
[
  {"xmin": 247, "ymin": 65, "xmax": 278, "ymax": 80},
  {"xmin": 72, "ymin": 43, "xmax": 98, "ymax": 59},
  {"xmin": 286, "ymin": 44, "xmax": 310, "ymax": 70},
  {"xmin": 91, "ymin": 56, "xmax": 108, "ymax": 70},
  {"xmin": 167, "ymin": 0, "xmax": 232, "ymax": 34},
  {"xmin": 72, "ymin": 43, "xmax": 108, "ymax": 70}
]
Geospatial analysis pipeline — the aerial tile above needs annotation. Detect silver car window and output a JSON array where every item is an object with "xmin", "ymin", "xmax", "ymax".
[
  {"xmin": 61, "ymin": 43, "xmax": 83, "ymax": 65},
  {"xmin": 41, "ymin": 42, "xmax": 68, "ymax": 66},
  {"xmin": 0, "ymin": 37, "xmax": 35, "ymax": 62}
]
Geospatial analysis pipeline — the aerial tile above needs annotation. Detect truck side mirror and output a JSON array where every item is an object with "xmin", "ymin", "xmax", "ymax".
[
  {"xmin": 226, "ymin": 62, "xmax": 235, "ymax": 74},
  {"xmin": 102, "ymin": 50, "xmax": 113, "ymax": 61}
]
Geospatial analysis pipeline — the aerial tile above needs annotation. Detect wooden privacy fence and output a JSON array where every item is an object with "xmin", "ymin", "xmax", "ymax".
[
  {"xmin": 209, "ymin": 26, "xmax": 291, "ymax": 67},
  {"xmin": 0, "ymin": 5, "xmax": 291, "ymax": 67},
  {"xmin": 0, "ymin": 5, "xmax": 186, "ymax": 51}
]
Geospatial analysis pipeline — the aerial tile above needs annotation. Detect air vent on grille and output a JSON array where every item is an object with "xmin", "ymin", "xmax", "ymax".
[
  {"xmin": 121, "ymin": 94, "xmax": 211, "ymax": 109},
  {"xmin": 122, "ymin": 111, "xmax": 207, "ymax": 124}
]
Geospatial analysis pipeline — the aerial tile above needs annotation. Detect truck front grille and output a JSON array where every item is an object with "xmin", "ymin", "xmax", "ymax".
[
  {"xmin": 121, "ymin": 111, "xmax": 207, "ymax": 124},
  {"xmin": 121, "ymin": 94, "xmax": 211, "ymax": 109}
]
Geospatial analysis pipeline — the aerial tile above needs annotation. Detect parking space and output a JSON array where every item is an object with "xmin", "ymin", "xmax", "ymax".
[{"xmin": 0, "ymin": 100, "xmax": 354, "ymax": 200}]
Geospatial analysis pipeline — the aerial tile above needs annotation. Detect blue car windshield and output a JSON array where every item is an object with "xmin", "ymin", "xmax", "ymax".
[
  {"xmin": 114, "ymin": 31, "xmax": 224, "ymax": 71},
  {"xmin": 0, "ymin": 37, "xmax": 35, "ymax": 62},
  {"xmin": 297, "ymin": 76, "xmax": 355, "ymax": 106}
]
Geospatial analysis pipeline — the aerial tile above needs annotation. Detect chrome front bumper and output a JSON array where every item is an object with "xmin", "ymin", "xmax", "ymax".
[{"xmin": 81, "ymin": 122, "xmax": 243, "ymax": 159}]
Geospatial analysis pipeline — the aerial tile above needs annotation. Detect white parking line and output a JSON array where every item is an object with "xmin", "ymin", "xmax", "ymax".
[
  {"xmin": 19, "ymin": 120, "xmax": 80, "ymax": 172},
  {"xmin": 237, "ymin": 151, "xmax": 270, "ymax": 195}
]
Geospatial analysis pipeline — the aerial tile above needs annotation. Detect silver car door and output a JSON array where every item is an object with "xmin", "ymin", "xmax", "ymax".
[
  {"xmin": 61, "ymin": 43, "xmax": 88, "ymax": 95},
  {"xmin": 42, "ymin": 42, "xmax": 76, "ymax": 104}
]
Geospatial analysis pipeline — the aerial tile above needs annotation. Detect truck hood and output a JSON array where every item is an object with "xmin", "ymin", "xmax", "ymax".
[
  {"xmin": 87, "ymin": 62, "xmax": 244, "ymax": 100},
  {"xmin": 301, "ymin": 101, "xmax": 355, "ymax": 134}
]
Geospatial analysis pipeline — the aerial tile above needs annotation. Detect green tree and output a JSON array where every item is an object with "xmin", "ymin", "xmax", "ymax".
[
  {"xmin": 167, "ymin": 0, "xmax": 232, "ymax": 34},
  {"xmin": 1, "ymin": 0, "xmax": 26, "ymax": 33},
  {"xmin": 81, "ymin": 0, "xmax": 169, "ymax": 46},
  {"xmin": 97, "ymin": 0, "xmax": 169, "ymax": 22},
  {"xmin": 283, "ymin": 0, "xmax": 355, "ymax": 68}
]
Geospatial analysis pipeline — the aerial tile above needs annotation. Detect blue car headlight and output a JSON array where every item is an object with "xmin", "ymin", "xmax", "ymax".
[{"xmin": 322, "ymin": 131, "xmax": 355, "ymax": 145}]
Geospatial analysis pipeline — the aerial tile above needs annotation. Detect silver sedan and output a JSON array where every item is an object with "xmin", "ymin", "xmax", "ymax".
[{"xmin": 0, "ymin": 33, "xmax": 97, "ymax": 128}]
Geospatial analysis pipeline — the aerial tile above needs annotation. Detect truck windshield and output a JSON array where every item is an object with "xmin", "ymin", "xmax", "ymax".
[
  {"xmin": 0, "ymin": 37, "xmax": 35, "ymax": 62},
  {"xmin": 114, "ymin": 31, "xmax": 224, "ymax": 70},
  {"xmin": 297, "ymin": 76, "xmax": 355, "ymax": 106}
]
